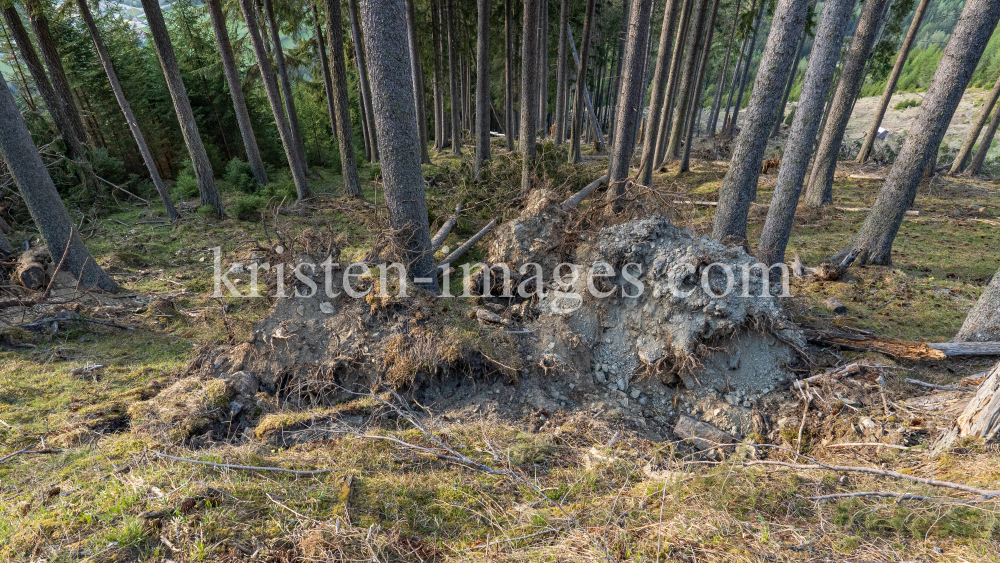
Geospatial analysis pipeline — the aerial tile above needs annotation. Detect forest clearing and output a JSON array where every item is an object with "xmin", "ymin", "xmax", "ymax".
[{"xmin": 2, "ymin": 0, "xmax": 1000, "ymax": 561}]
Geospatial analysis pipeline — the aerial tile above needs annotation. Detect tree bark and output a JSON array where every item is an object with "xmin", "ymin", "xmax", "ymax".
[
  {"xmin": 209, "ymin": 0, "xmax": 269, "ymax": 187},
  {"xmin": 956, "ymin": 269, "xmax": 1000, "ymax": 342},
  {"xmin": 724, "ymin": 0, "xmax": 764, "ymax": 137},
  {"xmin": 566, "ymin": 24, "xmax": 605, "ymax": 151},
  {"xmin": 432, "ymin": 0, "xmax": 446, "ymax": 150},
  {"xmin": 679, "ymin": 0, "xmax": 720, "ymax": 173},
  {"xmin": 638, "ymin": 0, "xmax": 681, "ymax": 186},
  {"xmin": 711, "ymin": 0, "xmax": 809, "ymax": 245},
  {"xmin": 970, "ymin": 104, "xmax": 1000, "ymax": 176},
  {"xmin": 78, "ymin": 0, "xmax": 179, "ymax": 221},
  {"xmin": 756, "ymin": 0, "xmax": 854, "ymax": 266},
  {"xmin": 666, "ymin": 0, "xmax": 709, "ymax": 161},
  {"xmin": 504, "ymin": 0, "xmax": 515, "ymax": 150},
  {"xmin": 554, "ymin": 0, "xmax": 569, "ymax": 145},
  {"xmin": 0, "ymin": 72, "xmax": 116, "ymax": 291},
  {"xmin": 358, "ymin": 0, "xmax": 437, "ymax": 289},
  {"xmin": 933, "ymin": 360, "xmax": 1000, "ymax": 455},
  {"xmin": 446, "ymin": 0, "xmax": 462, "ymax": 154},
  {"xmin": 604, "ymin": 0, "xmax": 653, "ymax": 211},
  {"xmin": 263, "ymin": 0, "xmax": 309, "ymax": 174},
  {"xmin": 405, "ymin": 0, "xmax": 432, "ymax": 164},
  {"xmin": 608, "ymin": 0, "xmax": 631, "ymax": 146},
  {"xmin": 237, "ymin": 0, "xmax": 311, "ymax": 199},
  {"xmin": 25, "ymin": 0, "xmax": 89, "ymax": 147},
  {"xmin": 519, "ymin": 0, "xmax": 539, "ymax": 191},
  {"xmin": 474, "ymin": 0, "xmax": 491, "ymax": 179},
  {"xmin": 856, "ymin": 0, "xmax": 931, "ymax": 164},
  {"xmin": 708, "ymin": 0, "xmax": 742, "ymax": 137},
  {"xmin": 771, "ymin": 10, "xmax": 811, "ymax": 139},
  {"xmin": 720, "ymin": 1, "xmax": 753, "ymax": 137},
  {"xmin": 312, "ymin": 0, "xmax": 339, "ymax": 142},
  {"xmin": 323, "ymin": 0, "xmax": 363, "ymax": 197},
  {"xmin": 568, "ymin": 0, "xmax": 596, "ymax": 164},
  {"xmin": 804, "ymin": 0, "xmax": 890, "ymax": 207},
  {"xmin": 2, "ymin": 6, "xmax": 84, "ymax": 162},
  {"xmin": 140, "ymin": 0, "xmax": 224, "ymax": 215},
  {"xmin": 538, "ymin": 0, "xmax": 549, "ymax": 136},
  {"xmin": 348, "ymin": 0, "xmax": 380, "ymax": 162},
  {"xmin": 950, "ymin": 72, "xmax": 1000, "ymax": 174},
  {"xmin": 830, "ymin": 0, "xmax": 1000, "ymax": 267},
  {"xmin": 653, "ymin": 0, "xmax": 693, "ymax": 168}
]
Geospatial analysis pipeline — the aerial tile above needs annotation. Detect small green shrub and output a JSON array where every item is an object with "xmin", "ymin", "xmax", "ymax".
[
  {"xmin": 230, "ymin": 195, "xmax": 266, "ymax": 221},
  {"xmin": 174, "ymin": 159, "xmax": 200, "ymax": 200},
  {"xmin": 262, "ymin": 178, "xmax": 297, "ymax": 201},
  {"xmin": 88, "ymin": 147, "xmax": 127, "ymax": 184},
  {"xmin": 894, "ymin": 98, "xmax": 921, "ymax": 110},
  {"xmin": 224, "ymin": 158, "xmax": 259, "ymax": 194}
]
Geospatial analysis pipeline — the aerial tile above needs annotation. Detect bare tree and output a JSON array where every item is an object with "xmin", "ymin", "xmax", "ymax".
[
  {"xmin": 446, "ymin": 0, "xmax": 462, "ymax": 154},
  {"xmin": 77, "ymin": 0, "xmax": 178, "ymax": 221},
  {"xmin": 553, "ymin": 0, "xmax": 569, "ymax": 144},
  {"xmin": 831, "ymin": 0, "xmax": 1000, "ymax": 267},
  {"xmin": 404, "ymin": 0, "xmax": 432, "ymax": 164},
  {"xmin": 505, "ymin": 0, "xmax": 516, "ymax": 150},
  {"xmin": 263, "ymin": 0, "xmax": 309, "ymax": 174},
  {"xmin": 358, "ymin": 0, "xmax": 437, "ymax": 290},
  {"xmin": 707, "ymin": 0, "xmax": 742, "ymax": 137},
  {"xmin": 537, "ymin": 0, "xmax": 549, "ymax": 136},
  {"xmin": 666, "ymin": 0, "xmax": 709, "ymax": 161},
  {"xmin": 323, "ymin": 0, "xmax": 363, "ymax": 197},
  {"xmin": 712, "ymin": 0, "xmax": 810, "ymax": 244},
  {"xmin": 140, "ymin": 0, "xmax": 224, "ymax": 215},
  {"xmin": 519, "ymin": 0, "xmax": 539, "ymax": 190},
  {"xmin": 605, "ymin": 0, "xmax": 654, "ymax": 211},
  {"xmin": 723, "ymin": 0, "xmax": 764, "ymax": 137},
  {"xmin": 679, "ymin": 0, "xmax": 720, "ymax": 174},
  {"xmin": 0, "ymin": 71, "xmax": 116, "ymax": 291},
  {"xmin": 208, "ymin": 0, "xmax": 269, "ymax": 187},
  {"xmin": 856, "ymin": 0, "xmax": 931, "ymax": 164},
  {"xmin": 312, "ymin": 0, "xmax": 339, "ymax": 142},
  {"xmin": 347, "ymin": 0, "xmax": 379, "ymax": 162},
  {"xmin": 970, "ymin": 105, "xmax": 1000, "ymax": 176},
  {"xmin": 757, "ymin": 0, "xmax": 854, "ymax": 266},
  {"xmin": 237, "ymin": 0, "xmax": 311, "ymax": 199},
  {"xmin": 804, "ymin": 0, "xmax": 890, "ymax": 207},
  {"xmin": 653, "ymin": 0, "xmax": 693, "ymax": 168},
  {"xmin": 638, "ymin": 0, "xmax": 681, "ymax": 186},
  {"xmin": 474, "ymin": 0, "xmax": 491, "ymax": 179},
  {"xmin": 25, "ymin": 0, "xmax": 88, "ymax": 146},
  {"xmin": 956, "ymin": 268, "xmax": 1000, "ymax": 342},
  {"xmin": 568, "ymin": 0, "xmax": 596, "ymax": 164},
  {"xmin": 432, "ymin": 0, "xmax": 446, "ymax": 150},
  {"xmin": 950, "ymin": 72, "xmax": 1000, "ymax": 174}
]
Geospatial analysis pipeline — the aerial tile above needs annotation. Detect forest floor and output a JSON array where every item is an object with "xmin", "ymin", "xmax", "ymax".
[{"xmin": 1, "ymin": 143, "xmax": 999, "ymax": 562}]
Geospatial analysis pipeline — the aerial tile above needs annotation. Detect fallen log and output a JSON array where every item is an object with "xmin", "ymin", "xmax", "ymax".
[
  {"xmin": 794, "ymin": 363, "xmax": 862, "ymax": 390},
  {"xmin": 15, "ymin": 246, "xmax": 49, "ymax": 290},
  {"xmin": 430, "ymin": 202, "xmax": 462, "ymax": 252},
  {"xmin": 926, "ymin": 342, "xmax": 1000, "ymax": 356},
  {"xmin": 561, "ymin": 175, "xmax": 607, "ymax": 210},
  {"xmin": 805, "ymin": 329, "xmax": 947, "ymax": 360},
  {"xmin": 437, "ymin": 219, "xmax": 496, "ymax": 269},
  {"xmin": 905, "ymin": 378, "xmax": 974, "ymax": 392},
  {"xmin": 934, "ymin": 361, "xmax": 1000, "ymax": 455}
]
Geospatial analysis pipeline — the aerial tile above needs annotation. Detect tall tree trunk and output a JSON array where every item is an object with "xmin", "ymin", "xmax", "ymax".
[
  {"xmin": 638, "ymin": 0, "xmax": 681, "ymax": 186},
  {"xmin": 857, "ymin": 0, "xmax": 931, "ymax": 164},
  {"xmin": 970, "ymin": 105, "xmax": 1000, "ymax": 176},
  {"xmin": 554, "ymin": 0, "xmax": 569, "ymax": 145},
  {"xmin": 25, "ymin": 0, "xmax": 89, "ymax": 147},
  {"xmin": 653, "ymin": 0, "xmax": 694, "ymax": 168},
  {"xmin": 519, "ymin": 0, "xmax": 539, "ymax": 190},
  {"xmin": 757, "ymin": 0, "xmax": 854, "ymax": 266},
  {"xmin": 77, "ymin": 0, "xmax": 178, "ymax": 221},
  {"xmin": 830, "ymin": 0, "xmax": 1000, "ymax": 267},
  {"xmin": 605, "ymin": 0, "xmax": 653, "ymax": 210},
  {"xmin": 446, "ymin": 0, "xmax": 462, "ymax": 153},
  {"xmin": 313, "ymin": 0, "xmax": 339, "ymax": 142},
  {"xmin": 236, "ymin": 0, "xmax": 311, "ymax": 199},
  {"xmin": 404, "ymin": 0, "xmax": 431, "ymax": 164},
  {"xmin": 951, "ymin": 72, "xmax": 1000, "ymax": 174},
  {"xmin": 708, "ymin": 0, "xmax": 742, "ymax": 137},
  {"xmin": 140, "ymin": 0, "xmax": 224, "ymax": 215},
  {"xmin": 432, "ymin": 0, "xmax": 445, "ymax": 150},
  {"xmin": 2, "ymin": 6, "xmax": 85, "ymax": 163},
  {"xmin": 711, "ymin": 0, "xmax": 809, "ymax": 244},
  {"xmin": 956, "ymin": 268, "xmax": 1000, "ymax": 342},
  {"xmin": 771, "ymin": 9, "xmax": 810, "ymax": 139},
  {"xmin": 505, "ymin": 0, "xmax": 516, "ymax": 150},
  {"xmin": 262, "ymin": 0, "xmax": 309, "ymax": 173},
  {"xmin": 667, "ymin": 0, "xmax": 709, "ymax": 161},
  {"xmin": 323, "ymin": 0, "xmax": 363, "ymax": 197},
  {"xmin": 0, "ymin": 71, "xmax": 116, "ymax": 291},
  {"xmin": 474, "ymin": 0, "xmax": 491, "ymax": 178},
  {"xmin": 358, "ymin": 0, "xmax": 437, "ymax": 289},
  {"xmin": 348, "ymin": 0, "xmax": 380, "ymax": 162},
  {"xmin": 608, "ymin": 0, "xmax": 631, "ymax": 146},
  {"xmin": 568, "ymin": 0, "xmax": 597, "ymax": 164},
  {"xmin": 679, "ymin": 0, "xmax": 720, "ymax": 173},
  {"xmin": 538, "ymin": 0, "xmax": 549, "ymax": 136},
  {"xmin": 566, "ymin": 24, "xmax": 605, "ymax": 151},
  {"xmin": 720, "ymin": 11, "xmax": 751, "ymax": 136},
  {"xmin": 804, "ymin": 0, "xmax": 890, "ymax": 207},
  {"xmin": 209, "ymin": 0, "xmax": 269, "ymax": 187},
  {"xmin": 724, "ymin": 0, "xmax": 764, "ymax": 137}
]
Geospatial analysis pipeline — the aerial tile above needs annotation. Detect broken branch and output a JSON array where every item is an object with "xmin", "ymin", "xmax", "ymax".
[
  {"xmin": 437, "ymin": 219, "xmax": 496, "ymax": 269},
  {"xmin": 561, "ymin": 174, "xmax": 607, "ymax": 210},
  {"xmin": 152, "ymin": 451, "xmax": 338, "ymax": 476},
  {"xmin": 430, "ymin": 202, "xmax": 462, "ymax": 252}
]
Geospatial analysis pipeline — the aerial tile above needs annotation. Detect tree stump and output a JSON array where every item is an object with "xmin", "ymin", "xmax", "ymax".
[
  {"xmin": 15, "ymin": 246, "xmax": 49, "ymax": 290},
  {"xmin": 934, "ymin": 361, "xmax": 1000, "ymax": 455}
]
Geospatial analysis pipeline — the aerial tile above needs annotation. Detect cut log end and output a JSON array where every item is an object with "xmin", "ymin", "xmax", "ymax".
[{"xmin": 15, "ymin": 247, "xmax": 50, "ymax": 290}]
